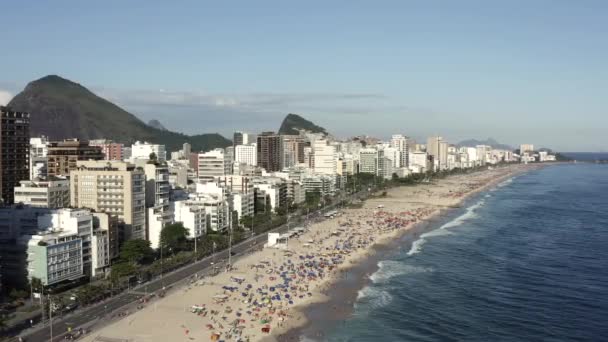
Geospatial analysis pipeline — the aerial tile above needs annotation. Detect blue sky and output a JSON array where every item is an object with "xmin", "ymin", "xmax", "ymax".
[{"xmin": 1, "ymin": 0, "xmax": 607, "ymax": 151}]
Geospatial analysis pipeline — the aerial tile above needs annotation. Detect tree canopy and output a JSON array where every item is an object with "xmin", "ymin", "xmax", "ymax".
[
  {"xmin": 160, "ymin": 222, "xmax": 190, "ymax": 252},
  {"xmin": 120, "ymin": 239, "xmax": 154, "ymax": 264},
  {"xmin": 109, "ymin": 262, "xmax": 137, "ymax": 283}
]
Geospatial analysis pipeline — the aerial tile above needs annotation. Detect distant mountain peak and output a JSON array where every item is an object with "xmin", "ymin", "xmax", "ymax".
[
  {"xmin": 278, "ymin": 113, "xmax": 327, "ymax": 135},
  {"xmin": 148, "ymin": 119, "xmax": 167, "ymax": 131},
  {"xmin": 36, "ymin": 74, "xmax": 70, "ymax": 83},
  {"xmin": 457, "ymin": 138, "xmax": 512, "ymax": 150},
  {"xmin": 28, "ymin": 74, "xmax": 85, "ymax": 90},
  {"xmin": 8, "ymin": 75, "xmax": 231, "ymax": 151}
]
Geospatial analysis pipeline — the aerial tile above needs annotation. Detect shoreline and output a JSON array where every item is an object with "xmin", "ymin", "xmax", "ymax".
[
  {"xmin": 80, "ymin": 164, "xmax": 543, "ymax": 342},
  {"xmin": 273, "ymin": 164, "xmax": 540, "ymax": 342}
]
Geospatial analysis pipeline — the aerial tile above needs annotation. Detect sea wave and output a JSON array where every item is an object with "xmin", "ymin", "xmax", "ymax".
[
  {"xmin": 370, "ymin": 261, "xmax": 434, "ymax": 283},
  {"xmin": 407, "ymin": 199, "xmax": 485, "ymax": 256},
  {"xmin": 356, "ymin": 286, "xmax": 393, "ymax": 310},
  {"xmin": 406, "ymin": 236, "xmax": 427, "ymax": 256},
  {"xmin": 491, "ymin": 177, "xmax": 514, "ymax": 191}
]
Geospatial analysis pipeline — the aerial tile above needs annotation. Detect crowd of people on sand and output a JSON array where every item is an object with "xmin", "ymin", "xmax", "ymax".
[
  {"xmin": 181, "ymin": 205, "xmax": 437, "ymax": 342},
  {"xmin": 82, "ymin": 168, "xmax": 520, "ymax": 342}
]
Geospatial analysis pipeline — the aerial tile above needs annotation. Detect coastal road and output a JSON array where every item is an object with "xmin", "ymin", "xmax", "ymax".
[
  {"xmin": 19, "ymin": 191, "xmax": 366, "ymax": 341},
  {"xmin": 20, "ymin": 232, "xmax": 270, "ymax": 342}
]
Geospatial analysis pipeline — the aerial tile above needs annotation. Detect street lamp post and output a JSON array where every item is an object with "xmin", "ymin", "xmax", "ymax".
[
  {"xmin": 228, "ymin": 210, "xmax": 232, "ymax": 270},
  {"xmin": 194, "ymin": 235, "xmax": 198, "ymax": 262},
  {"xmin": 48, "ymin": 294, "xmax": 53, "ymax": 342},
  {"xmin": 160, "ymin": 243, "xmax": 164, "ymax": 284}
]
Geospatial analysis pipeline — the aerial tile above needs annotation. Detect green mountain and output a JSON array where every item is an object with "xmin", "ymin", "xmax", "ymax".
[
  {"xmin": 7, "ymin": 75, "xmax": 231, "ymax": 152},
  {"xmin": 278, "ymin": 113, "xmax": 327, "ymax": 135},
  {"xmin": 147, "ymin": 119, "xmax": 167, "ymax": 131}
]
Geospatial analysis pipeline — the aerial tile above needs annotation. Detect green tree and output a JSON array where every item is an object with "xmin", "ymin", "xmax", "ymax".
[
  {"xmin": 160, "ymin": 222, "xmax": 190, "ymax": 252},
  {"xmin": 305, "ymin": 191, "xmax": 321, "ymax": 208},
  {"xmin": 149, "ymin": 152, "xmax": 158, "ymax": 161},
  {"xmin": 9, "ymin": 288, "xmax": 28, "ymax": 301},
  {"xmin": 30, "ymin": 277, "xmax": 43, "ymax": 293},
  {"xmin": 120, "ymin": 239, "xmax": 154, "ymax": 264},
  {"xmin": 110, "ymin": 262, "xmax": 137, "ymax": 284}
]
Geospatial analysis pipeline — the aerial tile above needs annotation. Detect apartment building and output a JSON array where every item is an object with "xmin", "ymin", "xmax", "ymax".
[
  {"xmin": 70, "ymin": 160, "xmax": 146, "ymax": 242},
  {"xmin": 0, "ymin": 107, "xmax": 30, "ymax": 205},
  {"xmin": 13, "ymin": 177, "xmax": 70, "ymax": 208},
  {"xmin": 47, "ymin": 139, "xmax": 104, "ymax": 177},
  {"xmin": 24, "ymin": 208, "xmax": 111, "ymax": 286}
]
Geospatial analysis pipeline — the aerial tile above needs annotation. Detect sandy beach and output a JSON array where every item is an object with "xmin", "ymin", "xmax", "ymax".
[{"xmin": 81, "ymin": 164, "xmax": 537, "ymax": 342}]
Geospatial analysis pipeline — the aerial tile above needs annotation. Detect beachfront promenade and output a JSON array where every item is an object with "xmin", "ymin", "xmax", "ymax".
[{"xmin": 17, "ymin": 190, "xmax": 366, "ymax": 342}]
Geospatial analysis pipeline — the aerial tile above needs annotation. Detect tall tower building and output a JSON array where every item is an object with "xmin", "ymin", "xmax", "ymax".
[
  {"xmin": 439, "ymin": 141, "xmax": 448, "ymax": 170},
  {"xmin": 426, "ymin": 136, "xmax": 443, "ymax": 171},
  {"xmin": 182, "ymin": 143, "xmax": 191, "ymax": 157},
  {"xmin": 282, "ymin": 135, "xmax": 306, "ymax": 168},
  {"xmin": 313, "ymin": 139, "xmax": 337, "ymax": 175},
  {"xmin": 70, "ymin": 160, "xmax": 146, "ymax": 242},
  {"xmin": 30, "ymin": 136, "xmax": 49, "ymax": 179},
  {"xmin": 235, "ymin": 144, "xmax": 257, "ymax": 166},
  {"xmin": 257, "ymin": 132, "xmax": 282, "ymax": 172},
  {"xmin": 390, "ymin": 134, "xmax": 410, "ymax": 168},
  {"xmin": 1, "ymin": 107, "xmax": 30, "ymax": 205}
]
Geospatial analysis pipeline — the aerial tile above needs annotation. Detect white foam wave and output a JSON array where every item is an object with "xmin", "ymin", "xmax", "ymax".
[
  {"xmin": 406, "ymin": 236, "xmax": 427, "ymax": 256},
  {"xmin": 421, "ymin": 228, "xmax": 452, "ymax": 238},
  {"xmin": 356, "ymin": 286, "xmax": 393, "ymax": 309},
  {"xmin": 496, "ymin": 177, "xmax": 514, "ymax": 188},
  {"xmin": 407, "ymin": 199, "xmax": 484, "ymax": 256},
  {"xmin": 370, "ymin": 261, "xmax": 434, "ymax": 283}
]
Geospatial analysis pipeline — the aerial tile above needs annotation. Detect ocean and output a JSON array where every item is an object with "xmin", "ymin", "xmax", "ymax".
[{"xmin": 321, "ymin": 164, "xmax": 608, "ymax": 341}]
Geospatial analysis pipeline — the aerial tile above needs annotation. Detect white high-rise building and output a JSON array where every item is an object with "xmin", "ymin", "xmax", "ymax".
[
  {"xmin": 383, "ymin": 146, "xmax": 401, "ymax": 168},
  {"xmin": 409, "ymin": 151, "xmax": 428, "ymax": 173},
  {"xmin": 30, "ymin": 137, "xmax": 50, "ymax": 179},
  {"xmin": 313, "ymin": 139, "xmax": 337, "ymax": 176},
  {"xmin": 390, "ymin": 134, "xmax": 410, "ymax": 167},
  {"xmin": 14, "ymin": 177, "xmax": 70, "ymax": 209},
  {"xmin": 198, "ymin": 149, "xmax": 232, "ymax": 182},
  {"xmin": 134, "ymin": 161, "xmax": 173, "ymax": 249},
  {"xmin": 172, "ymin": 200, "xmax": 207, "ymax": 238},
  {"xmin": 439, "ymin": 141, "xmax": 448, "ymax": 170},
  {"xmin": 235, "ymin": 144, "xmax": 257, "ymax": 166},
  {"xmin": 187, "ymin": 192, "xmax": 230, "ymax": 233},
  {"xmin": 426, "ymin": 136, "xmax": 443, "ymax": 171},
  {"xmin": 131, "ymin": 141, "xmax": 167, "ymax": 162}
]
